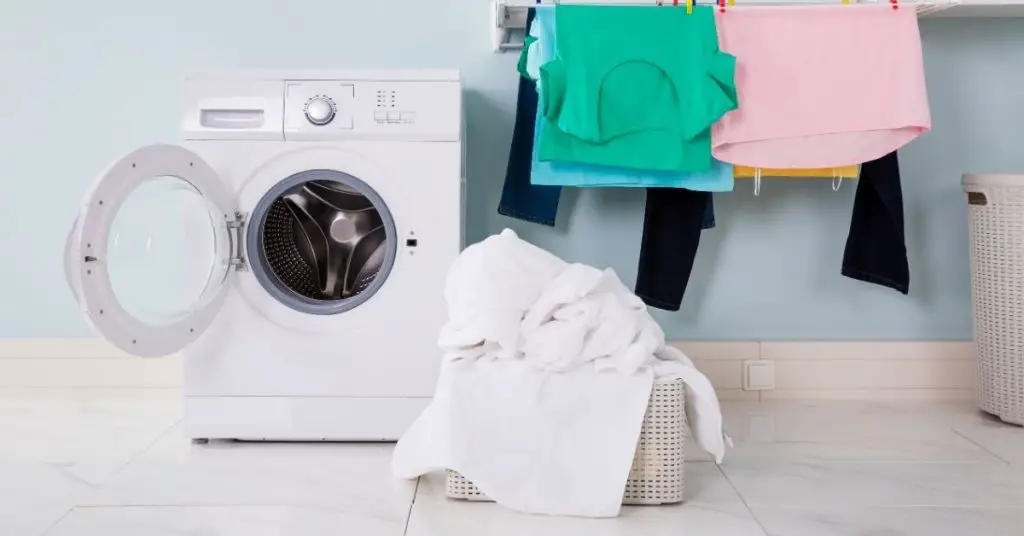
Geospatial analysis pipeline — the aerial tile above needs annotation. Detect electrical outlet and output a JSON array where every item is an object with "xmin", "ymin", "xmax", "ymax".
[{"xmin": 743, "ymin": 360, "xmax": 775, "ymax": 391}]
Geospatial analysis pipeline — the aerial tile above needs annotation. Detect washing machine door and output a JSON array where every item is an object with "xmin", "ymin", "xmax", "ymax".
[{"xmin": 66, "ymin": 144, "xmax": 239, "ymax": 357}]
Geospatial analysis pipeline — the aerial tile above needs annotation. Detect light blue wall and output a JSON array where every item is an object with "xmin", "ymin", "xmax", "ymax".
[{"xmin": 1, "ymin": 0, "xmax": 1021, "ymax": 340}]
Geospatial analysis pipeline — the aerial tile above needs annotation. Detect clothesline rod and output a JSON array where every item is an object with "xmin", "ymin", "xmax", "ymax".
[
  {"xmin": 498, "ymin": 0, "xmax": 938, "ymax": 6},
  {"xmin": 491, "ymin": 0, "xmax": 955, "ymax": 50}
]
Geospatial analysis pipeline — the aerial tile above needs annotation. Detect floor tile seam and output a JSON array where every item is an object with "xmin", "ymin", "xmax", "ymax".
[
  {"xmin": 714, "ymin": 463, "xmax": 771, "ymax": 536},
  {"xmin": 951, "ymin": 428, "xmax": 1013, "ymax": 465}
]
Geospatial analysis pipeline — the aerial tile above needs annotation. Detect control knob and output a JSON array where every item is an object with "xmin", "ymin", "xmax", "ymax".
[{"xmin": 304, "ymin": 95, "xmax": 336, "ymax": 126}]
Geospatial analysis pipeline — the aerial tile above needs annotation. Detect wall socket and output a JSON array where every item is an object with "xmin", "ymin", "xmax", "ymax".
[{"xmin": 743, "ymin": 360, "xmax": 775, "ymax": 391}]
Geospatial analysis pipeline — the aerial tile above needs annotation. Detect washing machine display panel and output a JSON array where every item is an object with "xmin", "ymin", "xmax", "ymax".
[{"xmin": 283, "ymin": 80, "xmax": 460, "ymax": 141}]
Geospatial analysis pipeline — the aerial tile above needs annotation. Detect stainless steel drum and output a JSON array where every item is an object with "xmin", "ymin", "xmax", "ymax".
[{"xmin": 247, "ymin": 170, "xmax": 397, "ymax": 315}]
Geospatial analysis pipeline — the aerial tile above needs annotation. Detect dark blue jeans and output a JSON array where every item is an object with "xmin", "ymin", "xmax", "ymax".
[
  {"xmin": 497, "ymin": 9, "xmax": 716, "ymax": 229},
  {"xmin": 637, "ymin": 151, "xmax": 910, "ymax": 311},
  {"xmin": 496, "ymin": 10, "xmax": 561, "ymax": 226}
]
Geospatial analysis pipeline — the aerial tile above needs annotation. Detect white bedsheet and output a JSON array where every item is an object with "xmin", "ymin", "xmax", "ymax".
[{"xmin": 392, "ymin": 229, "xmax": 728, "ymax": 517}]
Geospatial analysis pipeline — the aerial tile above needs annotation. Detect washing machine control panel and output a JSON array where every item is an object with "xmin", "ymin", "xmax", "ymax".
[{"xmin": 284, "ymin": 80, "xmax": 460, "ymax": 142}]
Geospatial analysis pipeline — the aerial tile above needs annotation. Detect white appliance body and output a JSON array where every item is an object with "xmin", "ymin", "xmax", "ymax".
[{"xmin": 65, "ymin": 70, "xmax": 463, "ymax": 440}]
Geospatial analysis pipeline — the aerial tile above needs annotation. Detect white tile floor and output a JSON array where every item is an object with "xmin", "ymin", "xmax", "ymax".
[{"xmin": 2, "ymin": 391, "xmax": 1022, "ymax": 536}]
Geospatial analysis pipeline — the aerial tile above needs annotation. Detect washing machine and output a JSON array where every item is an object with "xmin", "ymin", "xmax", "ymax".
[{"xmin": 64, "ymin": 70, "xmax": 463, "ymax": 441}]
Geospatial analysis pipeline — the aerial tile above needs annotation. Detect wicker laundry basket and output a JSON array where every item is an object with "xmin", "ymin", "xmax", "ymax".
[
  {"xmin": 963, "ymin": 174, "xmax": 1024, "ymax": 426},
  {"xmin": 446, "ymin": 377, "xmax": 686, "ymax": 505}
]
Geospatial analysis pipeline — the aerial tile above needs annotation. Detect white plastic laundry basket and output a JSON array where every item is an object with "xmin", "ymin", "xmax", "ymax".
[
  {"xmin": 446, "ymin": 377, "xmax": 686, "ymax": 505},
  {"xmin": 963, "ymin": 173, "xmax": 1024, "ymax": 426}
]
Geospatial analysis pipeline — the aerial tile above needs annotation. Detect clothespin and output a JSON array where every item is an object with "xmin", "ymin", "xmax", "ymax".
[
  {"xmin": 719, "ymin": 0, "xmax": 726, "ymax": 13},
  {"xmin": 842, "ymin": 0, "xmax": 851, "ymax": 5},
  {"xmin": 891, "ymin": 0, "xmax": 899, "ymax": 9},
  {"xmin": 686, "ymin": 0, "xmax": 693, "ymax": 15},
  {"xmin": 754, "ymin": 168, "xmax": 762, "ymax": 197},
  {"xmin": 728, "ymin": 0, "xmax": 735, "ymax": 6}
]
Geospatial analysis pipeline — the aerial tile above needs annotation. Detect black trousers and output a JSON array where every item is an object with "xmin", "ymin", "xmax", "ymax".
[
  {"xmin": 841, "ymin": 151, "xmax": 910, "ymax": 294},
  {"xmin": 635, "ymin": 151, "xmax": 910, "ymax": 311},
  {"xmin": 635, "ymin": 187, "xmax": 710, "ymax": 311}
]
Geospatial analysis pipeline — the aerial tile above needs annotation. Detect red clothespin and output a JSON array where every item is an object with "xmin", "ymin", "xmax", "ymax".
[
  {"xmin": 890, "ymin": 0, "xmax": 899, "ymax": 10},
  {"xmin": 672, "ymin": 0, "xmax": 679, "ymax": 6},
  {"xmin": 719, "ymin": 0, "xmax": 726, "ymax": 13}
]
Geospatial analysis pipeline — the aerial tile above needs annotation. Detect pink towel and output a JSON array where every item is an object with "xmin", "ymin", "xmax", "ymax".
[{"xmin": 712, "ymin": 5, "xmax": 930, "ymax": 168}]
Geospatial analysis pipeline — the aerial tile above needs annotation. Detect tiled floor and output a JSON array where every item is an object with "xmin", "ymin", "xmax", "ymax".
[{"xmin": 1, "ymin": 390, "xmax": 1021, "ymax": 535}]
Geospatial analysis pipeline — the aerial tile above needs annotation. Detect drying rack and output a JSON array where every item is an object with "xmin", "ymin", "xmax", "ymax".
[{"xmin": 490, "ymin": 0, "xmax": 1024, "ymax": 50}]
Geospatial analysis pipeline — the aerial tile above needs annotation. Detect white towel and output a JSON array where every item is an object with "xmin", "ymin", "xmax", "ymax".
[
  {"xmin": 437, "ymin": 228, "xmax": 565, "ymax": 363},
  {"xmin": 393, "ymin": 361, "xmax": 653, "ymax": 517},
  {"xmin": 393, "ymin": 229, "xmax": 729, "ymax": 517}
]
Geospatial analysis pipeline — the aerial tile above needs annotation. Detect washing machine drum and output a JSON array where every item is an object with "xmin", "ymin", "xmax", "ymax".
[{"xmin": 248, "ymin": 170, "xmax": 397, "ymax": 315}]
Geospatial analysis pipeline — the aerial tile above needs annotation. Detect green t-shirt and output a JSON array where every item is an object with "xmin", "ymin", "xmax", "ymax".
[{"xmin": 538, "ymin": 5, "xmax": 737, "ymax": 172}]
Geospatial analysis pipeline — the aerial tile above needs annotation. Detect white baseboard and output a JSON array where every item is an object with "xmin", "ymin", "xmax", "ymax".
[
  {"xmin": 673, "ymin": 340, "xmax": 976, "ymax": 402},
  {"xmin": 0, "ymin": 339, "xmax": 181, "ymax": 388},
  {"xmin": 0, "ymin": 339, "xmax": 976, "ymax": 400}
]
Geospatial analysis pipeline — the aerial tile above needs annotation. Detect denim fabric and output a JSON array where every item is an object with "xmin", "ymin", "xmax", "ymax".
[
  {"xmin": 497, "ymin": 10, "xmax": 562, "ymax": 227},
  {"xmin": 842, "ymin": 151, "xmax": 910, "ymax": 294},
  {"xmin": 635, "ymin": 151, "xmax": 910, "ymax": 311},
  {"xmin": 634, "ymin": 188, "xmax": 710, "ymax": 311}
]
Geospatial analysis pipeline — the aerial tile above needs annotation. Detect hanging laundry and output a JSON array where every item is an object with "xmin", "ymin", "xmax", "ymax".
[
  {"xmin": 533, "ymin": 107, "xmax": 734, "ymax": 190},
  {"xmin": 498, "ymin": 7, "xmax": 717, "ymax": 229},
  {"xmin": 497, "ymin": 9, "xmax": 562, "ymax": 227},
  {"xmin": 733, "ymin": 165, "xmax": 860, "ymax": 179},
  {"xmin": 635, "ymin": 151, "xmax": 911, "ymax": 311},
  {"xmin": 537, "ymin": 5, "xmax": 737, "ymax": 172},
  {"xmin": 527, "ymin": 7, "xmax": 733, "ymax": 191},
  {"xmin": 712, "ymin": 5, "xmax": 930, "ymax": 168},
  {"xmin": 635, "ymin": 188, "xmax": 711, "ymax": 311},
  {"xmin": 842, "ymin": 151, "xmax": 909, "ymax": 294}
]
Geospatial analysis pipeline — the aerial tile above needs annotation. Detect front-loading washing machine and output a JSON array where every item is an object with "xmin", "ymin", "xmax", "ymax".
[{"xmin": 64, "ymin": 70, "xmax": 463, "ymax": 441}]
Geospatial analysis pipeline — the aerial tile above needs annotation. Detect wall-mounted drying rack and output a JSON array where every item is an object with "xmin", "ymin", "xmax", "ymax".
[{"xmin": 491, "ymin": 0, "xmax": 1024, "ymax": 51}]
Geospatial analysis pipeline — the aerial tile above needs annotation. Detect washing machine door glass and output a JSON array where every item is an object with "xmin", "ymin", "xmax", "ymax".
[{"xmin": 66, "ymin": 144, "xmax": 238, "ymax": 357}]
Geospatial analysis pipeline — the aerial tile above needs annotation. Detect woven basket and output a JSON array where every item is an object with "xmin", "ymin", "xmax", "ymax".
[
  {"xmin": 963, "ymin": 174, "xmax": 1024, "ymax": 426},
  {"xmin": 446, "ymin": 377, "xmax": 686, "ymax": 505}
]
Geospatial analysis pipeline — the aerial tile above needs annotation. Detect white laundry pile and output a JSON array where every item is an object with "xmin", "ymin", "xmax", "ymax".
[{"xmin": 392, "ymin": 229, "xmax": 729, "ymax": 517}]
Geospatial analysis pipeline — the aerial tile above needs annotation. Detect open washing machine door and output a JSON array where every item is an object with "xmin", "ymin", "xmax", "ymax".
[{"xmin": 66, "ymin": 144, "xmax": 241, "ymax": 357}]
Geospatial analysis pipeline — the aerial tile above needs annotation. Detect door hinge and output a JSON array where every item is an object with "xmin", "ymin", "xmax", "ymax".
[{"xmin": 227, "ymin": 211, "xmax": 248, "ymax": 271}]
